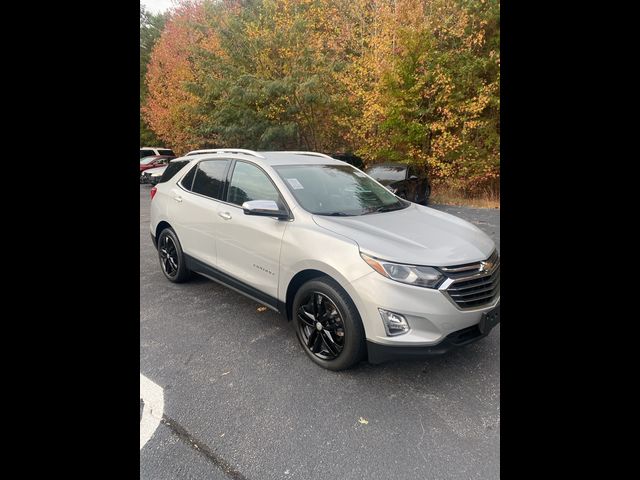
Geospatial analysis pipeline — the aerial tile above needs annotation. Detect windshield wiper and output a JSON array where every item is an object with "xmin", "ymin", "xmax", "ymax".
[
  {"xmin": 320, "ymin": 212, "xmax": 352, "ymax": 216},
  {"xmin": 374, "ymin": 204, "xmax": 406, "ymax": 213}
]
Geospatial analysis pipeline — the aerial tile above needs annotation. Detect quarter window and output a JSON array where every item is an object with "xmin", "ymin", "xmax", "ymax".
[
  {"xmin": 227, "ymin": 162, "xmax": 281, "ymax": 207},
  {"xmin": 160, "ymin": 160, "xmax": 189, "ymax": 184},
  {"xmin": 179, "ymin": 165, "xmax": 197, "ymax": 191},
  {"xmin": 191, "ymin": 160, "xmax": 230, "ymax": 199}
]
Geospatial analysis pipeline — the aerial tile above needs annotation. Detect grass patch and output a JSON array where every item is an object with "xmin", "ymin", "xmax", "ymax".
[{"xmin": 430, "ymin": 183, "xmax": 500, "ymax": 209}]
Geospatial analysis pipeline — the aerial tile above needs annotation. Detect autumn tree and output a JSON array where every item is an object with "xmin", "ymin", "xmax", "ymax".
[
  {"xmin": 143, "ymin": 0, "xmax": 500, "ymax": 192},
  {"xmin": 140, "ymin": 4, "xmax": 167, "ymax": 146},
  {"xmin": 142, "ymin": 1, "xmax": 214, "ymax": 154}
]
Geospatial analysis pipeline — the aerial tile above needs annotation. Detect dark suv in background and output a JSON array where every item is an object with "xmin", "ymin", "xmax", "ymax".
[{"xmin": 365, "ymin": 163, "xmax": 431, "ymax": 205}]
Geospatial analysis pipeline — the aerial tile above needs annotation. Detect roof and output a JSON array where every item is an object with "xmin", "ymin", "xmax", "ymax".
[{"xmin": 182, "ymin": 150, "xmax": 348, "ymax": 167}]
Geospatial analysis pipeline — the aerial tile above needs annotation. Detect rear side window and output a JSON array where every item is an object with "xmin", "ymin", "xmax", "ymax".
[
  {"xmin": 157, "ymin": 149, "xmax": 175, "ymax": 156},
  {"xmin": 191, "ymin": 160, "xmax": 230, "ymax": 199},
  {"xmin": 140, "ymin": 149, "xmax": 154, "ymax": 158},
  {"xmin": 227, "ymin": 161, "xmax": 281, "ymax": 206},
  {"xmin": 159, "ymin": 160, "xmax": 189, "ymax": 184}
]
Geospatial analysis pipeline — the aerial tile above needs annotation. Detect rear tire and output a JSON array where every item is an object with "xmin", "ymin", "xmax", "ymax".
[
  {"xmin": 292, "ymin": 277, "xmax": 366, "ymax": 371},
  {"xmin": 157, "ymin": 228, "xmax": 191, "ymax": 283}
]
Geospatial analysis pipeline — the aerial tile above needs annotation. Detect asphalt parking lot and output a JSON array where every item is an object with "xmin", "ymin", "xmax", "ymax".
[{"xmin": 140, "ymin": 185, "xmax": 500, "ymax": 479}]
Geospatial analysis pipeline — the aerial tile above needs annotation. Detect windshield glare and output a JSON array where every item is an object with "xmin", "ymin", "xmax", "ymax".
[
  {"xmin": 140, "ymin": 156, "xmax": 158, "ymax": 164},
  {"xmin": 274, "ymin": 164, "xmax": 408, "ymax": 216},
  {"xmin": 365, "ymin": 165, "xmax": 406, "ymax": 182}
]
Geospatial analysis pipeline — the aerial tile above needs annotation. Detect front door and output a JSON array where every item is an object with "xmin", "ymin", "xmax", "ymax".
[{"xmin": 215, "ymin": 160, "xmax": 289, "ymax": 300}]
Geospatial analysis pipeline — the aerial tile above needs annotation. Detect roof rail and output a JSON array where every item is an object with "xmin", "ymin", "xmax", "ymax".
[
  {"xmin": 185, "ymin": 148, "xmax": 265, "ymax": 159},
  {"xmin": 282, "ymin": 151, "xmax": 333, "ymax": 159}
]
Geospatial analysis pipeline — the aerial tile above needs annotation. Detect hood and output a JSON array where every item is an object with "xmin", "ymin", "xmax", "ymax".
[{"xmin": 312, "ymin": 204, "xmax": 495, "ymax": 266}]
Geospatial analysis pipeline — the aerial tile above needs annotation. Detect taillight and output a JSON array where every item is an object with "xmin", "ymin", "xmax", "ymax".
[{"xmin": 150, "ymin": 186, "xmax": 157, "ymax": 200}]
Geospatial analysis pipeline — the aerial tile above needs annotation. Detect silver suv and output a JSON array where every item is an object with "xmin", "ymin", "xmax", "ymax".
[{"xmin": 149, "ymin": 150, "xmax": 500, "ymax": 370}]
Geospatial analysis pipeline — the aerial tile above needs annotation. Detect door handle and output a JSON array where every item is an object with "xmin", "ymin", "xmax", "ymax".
[
  {"xmin": 174, "ymin": 195, "xmax": 182, "ymax": 203},
  {"xmin": 218, "ymin": 212, "xmax": 232, "ymax": 220}
]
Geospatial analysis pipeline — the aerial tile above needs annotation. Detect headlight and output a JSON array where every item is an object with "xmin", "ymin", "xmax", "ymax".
[{"xmin": 360, "ymin": 253, "xmax": 444, "ymax": 288}]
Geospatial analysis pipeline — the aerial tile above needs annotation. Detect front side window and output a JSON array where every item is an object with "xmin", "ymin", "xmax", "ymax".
[
  {"xmin": 227, "ymin": 161, "xmax": 281, "ymax": 206},
  {"xmin": 157, "ymin": 149, "xmax": 175, "ymax": 156},
  {"xmin": 140, "ymin": 149, "xmax": 155, "ymax": 158},
  {"xmin": 191, "ymin": 160, "xmax": 230, "ymax": 199},
  {"xmin": 274, "ymin": 164, "xmax": 408, "ymax": 216}
]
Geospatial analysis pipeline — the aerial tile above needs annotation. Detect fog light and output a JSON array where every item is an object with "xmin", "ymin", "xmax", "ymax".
[{"xmin": 378, "ymin": 309, "xmax": 410, "ymax": 336}]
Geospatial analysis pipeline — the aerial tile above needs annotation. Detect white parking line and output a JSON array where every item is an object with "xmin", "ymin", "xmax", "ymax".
[{"xmin": 140, "ymin": 373, "xmax": 164, "ymax": 450}]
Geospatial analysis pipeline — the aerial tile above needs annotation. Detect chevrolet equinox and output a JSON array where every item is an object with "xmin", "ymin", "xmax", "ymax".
[{"xmin": 149, "ymin": 150, "xmax": 500, "ymax": 370}]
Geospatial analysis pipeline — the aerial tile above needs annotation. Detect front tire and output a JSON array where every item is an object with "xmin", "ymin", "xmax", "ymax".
[
  {"xmin": 293, "ymin": 277, "xmax": 366, "ymax": 371},
  {"xmin": 421, "ymin": 185, "xmax": 431, "ymax": 205},
  {"xmin": 157, "ymin": 228, "xmax": 191, "ymax": 283}
]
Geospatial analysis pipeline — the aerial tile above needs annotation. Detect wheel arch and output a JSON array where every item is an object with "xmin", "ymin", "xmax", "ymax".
[
  {"xmin": 285, "ymin": 269, "xmax": 327, "ymax": 321},
  {"xmin": 283, "ymin": 265, "xmax": 366, "ymax": 325},
  {"xmin": 154, "ymin": 221, "xmax": 173, "ymax": 247}
]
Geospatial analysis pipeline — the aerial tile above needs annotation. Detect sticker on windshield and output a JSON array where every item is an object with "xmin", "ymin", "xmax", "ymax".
[{"xmin": 286, "ymin": 178, "xmax": 304, "ymax": 189}]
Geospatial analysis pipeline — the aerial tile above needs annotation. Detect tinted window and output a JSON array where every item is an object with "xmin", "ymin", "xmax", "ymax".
[
  {"xmin": 191, "ymin": 160, "xmax": 229, "ymax": 199},
  {"xmin": 160, "ymin": 160, "xmax": 189, "ymax": 184},
  {"xmin": 227, "ymin": 162, "xmax": 281, "ymax": 206},
  {"xmin": 157, "ymin": 149, "xmax": 175, "ymax": 156},
  {"xmin": 140, "ymin": 150, "xmax": 155, "ymax": 158},
  {"xmin": 179, "ymin": 165, "xmax": 197, "ymax": 190},
  {"xmin": 365, "ymin": 165, "xmax": 406, "ymax": 182},
  {"xmin": 275, "ymin": 164, "xmax": 407, "ymax": 216}
]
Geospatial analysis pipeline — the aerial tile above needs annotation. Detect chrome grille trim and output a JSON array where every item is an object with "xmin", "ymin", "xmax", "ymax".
[{"xmin": 439, "ymin": 250, "xmax": 500, "ymax": 310}]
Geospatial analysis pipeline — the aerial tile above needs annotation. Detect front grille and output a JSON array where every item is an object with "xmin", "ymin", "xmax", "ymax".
[{"xmin": 442, "ymin": 250, "xmax": 500, "ymax": 309}]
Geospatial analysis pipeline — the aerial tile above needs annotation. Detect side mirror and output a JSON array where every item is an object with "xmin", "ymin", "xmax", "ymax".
[{"xmin": 242, "ymin": 200, "xmax": 289, "ymax": 220}]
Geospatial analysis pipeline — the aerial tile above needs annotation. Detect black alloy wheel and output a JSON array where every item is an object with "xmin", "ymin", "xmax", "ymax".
[
  {"xmin": 297, "ymin": 292, "xmax": 345, "ymax": 360},
  {"xmin": 157, "ymin": 228, "xmax": 191, "ymax": 283},
  {"xmin": 159, "ymin": 234, "xmax": 179, "ymax": 278},
  {"xmin": 293, "ymin": 277, "xmax": 366, "ymax": 370}
]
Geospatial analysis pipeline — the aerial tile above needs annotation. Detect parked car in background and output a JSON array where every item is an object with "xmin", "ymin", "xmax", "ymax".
[
  {"xmin": 140, "ymin": 166, "xmax": 167, "ymax": 185},
  {"xmin": 149, "ymin": 150, "xmax": 499, "ymax": 370},
  {"xmin": 365, "ymin": 163, "xmax": 431, "ymax": 205},
  {"xmin": 140, "ymin": 155, "xmax": 175, "ymax": 181},
  {"xmin": 143, "ymin": 158, "xmax": 192, "ymax": 185},
  {"xmin": 140, "ymin": 147, "xmax": 176, "ymax": 158}
]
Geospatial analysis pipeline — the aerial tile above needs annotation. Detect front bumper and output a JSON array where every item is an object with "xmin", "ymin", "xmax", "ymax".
[
  {"xmin": 348, "ymin": 270, "xmax": 499, "ymax": 347},
  {"xmin": 366, "ymin": 304, "xmax": 500, "ymax": 363}
]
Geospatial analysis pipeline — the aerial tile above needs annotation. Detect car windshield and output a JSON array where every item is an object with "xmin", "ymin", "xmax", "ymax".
[
  {"xmin": 365, "ymin": 165, "xmax": 406, "ymax": 182},
  {"xmin": 140, "ymin": 156, "xmax": 158, "ymax": 165},
  {"xmin": 274, "ymin": 164, "xmax": 409, "ymax": 216}
]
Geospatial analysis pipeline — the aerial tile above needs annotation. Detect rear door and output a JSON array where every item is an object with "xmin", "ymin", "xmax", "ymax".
[
  {"xmin": 169, "ymin": 159, "xmax": 231, "ymax": 267},
  {"xmin": 215, "ymin": 160, "xmax": 289, "ymax": 300}
]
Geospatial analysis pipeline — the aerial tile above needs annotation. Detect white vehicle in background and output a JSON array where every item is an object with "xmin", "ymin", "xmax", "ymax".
[
  {"xmin": 140, "ymin": 146, "xmax": 175, "ymax": 158},
  {"xmin": 149, "ymin": 149, "xmax": 500, "ymax": 370},
  {"xmin": 140, "ymin": 166, "xmax": 167, "ymax": 185}
]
